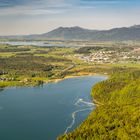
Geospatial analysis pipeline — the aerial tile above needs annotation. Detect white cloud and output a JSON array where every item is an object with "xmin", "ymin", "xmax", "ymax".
[
  {"xmin": 0, "ymin": 0, "xmax": 140, "ymax": 35},
  {"xmin": 0, "ymin": 6, "xmax": 63, "ymax": 16}
]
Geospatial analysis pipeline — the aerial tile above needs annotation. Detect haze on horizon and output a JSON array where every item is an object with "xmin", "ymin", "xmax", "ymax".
[{"xmin": 0, "ymin": 0, "xmax": 140, "ymax": 36}]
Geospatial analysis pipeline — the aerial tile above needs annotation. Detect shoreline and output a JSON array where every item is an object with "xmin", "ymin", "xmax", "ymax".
[
  {"xmin": 0, "ymin": 72, "xmax": 109, "ymax": 140},
  {"xmin": 58, "ymin": 69, "xmax": 140, "ymax": 140},
  {"xmin": 47, "ymin": 72, "xmax": 108, "ymax": 83},
  {"xmin": 0, "ymin": 72, "xmax": 108, "ymax": 89}
]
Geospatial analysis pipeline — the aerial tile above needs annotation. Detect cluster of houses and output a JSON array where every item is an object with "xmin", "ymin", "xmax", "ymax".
[
  {"xmin": 0, "ymin": 77, "xmax": 14, "ymax": 81},
  {"xmin": 74, "ymin": 51, "xmax": 114, "ymax": 63},
  {"xmin": 74, "ymin": 51, "xmax": 140, "ymax": 64}
]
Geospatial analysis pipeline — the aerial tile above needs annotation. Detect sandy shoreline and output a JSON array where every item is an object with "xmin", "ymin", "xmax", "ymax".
[{"xmin": 46, "ymin": 72, "xmax": 104, "ymax": 83}]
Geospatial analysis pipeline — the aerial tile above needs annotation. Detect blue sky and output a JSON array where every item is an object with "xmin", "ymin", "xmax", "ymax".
[{"xmin": 0, "ymin": 0, "xmax": 140, "ymax": 35}]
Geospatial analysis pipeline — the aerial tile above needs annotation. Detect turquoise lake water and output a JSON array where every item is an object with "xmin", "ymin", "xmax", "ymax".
[{"xmin": 0, "ymin": 76, "xmax": 107, "ymax": 140}]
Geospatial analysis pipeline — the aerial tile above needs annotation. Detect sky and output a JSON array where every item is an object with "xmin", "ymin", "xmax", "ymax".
[{"xmin": 0, "ymin": 0, "xmax": 140, "ymax": 35}]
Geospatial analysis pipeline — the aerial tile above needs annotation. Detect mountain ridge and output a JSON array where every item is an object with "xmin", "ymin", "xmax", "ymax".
[{"xmin": 1, "ymin": 25, "xmax": 140, "ymax": 41}]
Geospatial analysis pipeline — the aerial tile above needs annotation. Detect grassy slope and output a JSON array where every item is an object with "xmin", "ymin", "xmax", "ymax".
[{"xmin": 58, "ymin": 68, "xmax": 140, "ymax": 140}]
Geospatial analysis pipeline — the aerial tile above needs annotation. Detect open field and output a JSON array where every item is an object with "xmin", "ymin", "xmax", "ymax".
[{"xmin": 0, "ymin": 41, "xmax": 140, "ymax": 88}]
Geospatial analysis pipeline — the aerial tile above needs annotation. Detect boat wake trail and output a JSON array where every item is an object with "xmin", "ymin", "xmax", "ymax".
[
  {"xmin": 75, "ymin": 98, "xmax": 94, "ymax": 107},
  {"xmin": 64, "ymin": 98, "xmax": 94, "ymax": 134}
]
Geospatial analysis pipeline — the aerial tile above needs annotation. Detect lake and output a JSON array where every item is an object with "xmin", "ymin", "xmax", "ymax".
[
  {"xmin": 0, "ymin": 41, "xmax": 65, "ymax": 47},
  {"xmin": 0, "ymin": 41, "xmax": 85, "ymax": 47},
  {"xmin": 0, "ymin": 76, "xmax": 107, "ymax": 140}
]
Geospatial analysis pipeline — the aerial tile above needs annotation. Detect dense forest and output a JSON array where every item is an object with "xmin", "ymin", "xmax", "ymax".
[
  {"xmin": 58, "ymin": 68, "xmax": 140, "ymax": 140},
  {"xmin": 75, "ymin": 46, "xmax": 133, "ymax": 54}
]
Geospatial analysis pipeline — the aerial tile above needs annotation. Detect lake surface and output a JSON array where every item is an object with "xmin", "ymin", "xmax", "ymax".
[
  {"xmin": 0, "ymin": 41, "xmax": 65, "ymax": 47},
  {"xmin": 0, "ymin": 76, "xmax": 107, "ymax": 140},
  {"xmin": 0, "ymin": 41, "xmax": 85, "ymax": 47}
]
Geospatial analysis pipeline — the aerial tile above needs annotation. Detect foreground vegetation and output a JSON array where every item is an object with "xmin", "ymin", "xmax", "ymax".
[{"xmin": 58, "ymin": 68, "xmax": 140, "ymax": 140}]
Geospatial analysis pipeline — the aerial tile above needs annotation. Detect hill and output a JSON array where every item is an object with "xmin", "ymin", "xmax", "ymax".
[
  {"xmin": 34, "ymin": 25, "xmax": 140, "ymax": 41},
  {"xmin": 1, "ymin": 25, "xmax": 140, "ymax": 41},
  {"xmin": 58, "ymin": 68, "xmax": 140, "ymax": 140}
]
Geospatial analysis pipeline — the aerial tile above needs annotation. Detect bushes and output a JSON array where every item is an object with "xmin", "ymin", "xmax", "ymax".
[
  {"xmin": 75, "ymin": 46, "xmax": 133, "ymax": 54},
  {"xmin": 0, "ymin": 55, "xmax": 64, "ymax": 76},
  {"xmin": 0, "ymin": 48, "xmax": 30, "ymax": 52}
]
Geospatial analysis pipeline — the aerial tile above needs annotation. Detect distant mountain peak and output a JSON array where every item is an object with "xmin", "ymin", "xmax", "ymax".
[
  {"xmin": 131, "ymin": 25, "xmax": 140, "ymax": 28},
  {"xmin": 56, "ymin": 26, "xmax": 88, "ymax": 30}
]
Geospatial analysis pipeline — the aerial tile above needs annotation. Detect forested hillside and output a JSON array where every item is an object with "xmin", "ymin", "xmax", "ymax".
[{"xmin": 58, "ymin": 68, "xmax": 140, "ymax": 140}]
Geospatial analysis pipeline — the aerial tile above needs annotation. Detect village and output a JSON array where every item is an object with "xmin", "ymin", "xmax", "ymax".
[{"xmin": 74, "ymin": 50, "xmax": 140, "ymax": 64}]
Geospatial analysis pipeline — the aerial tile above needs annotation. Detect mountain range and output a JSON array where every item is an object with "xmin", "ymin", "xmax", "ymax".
[{"xmin": 1, "ymin": 25, "xmax": 140, "ymax": 41}]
